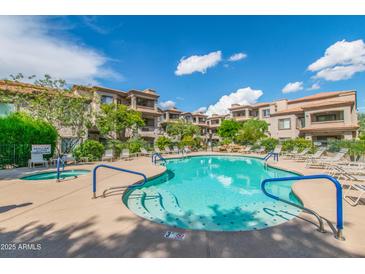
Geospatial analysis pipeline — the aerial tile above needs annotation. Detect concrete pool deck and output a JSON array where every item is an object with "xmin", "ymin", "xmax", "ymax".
[{"xmin": 0, "ymin": 152, "xmax": 364, "ymax": 257}]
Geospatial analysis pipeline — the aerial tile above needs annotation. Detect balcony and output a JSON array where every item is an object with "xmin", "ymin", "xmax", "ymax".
[{"xmin": 138, "ymin": 126, "xmax": 159, "ymax": 138}]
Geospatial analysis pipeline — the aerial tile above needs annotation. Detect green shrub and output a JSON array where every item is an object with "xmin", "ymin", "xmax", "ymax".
[
  {"xmin": 126, "ymin": 138, "xmax": 149, "ymax": 154},
  {"xmin": 155, "ymin": 136, "xmax": 172, "ymax": 150},
  {"xmin": 328, "ymin": 139, "xmax": 365, "ymax": 160},
  {"xmin": 282, "ymin": 138, "xmax": 312, "ymax": 152},
  {"xmin": 180, "ymin": 135, "xmax": 202, "ymax": 150},
  {"xmin": 260, "ymin": 138, "xmax": 279, "ymax": 152},
  {"xmin": 73, "ymin": 140, "xmax": 104, "ymax": 161},
  {"xmin": 219, "ymin": 138, "xmax": 233, "ymax": 146},
  {"xmin": 0, "ymin": 112, "xmax": 58, "ymax": 167}
]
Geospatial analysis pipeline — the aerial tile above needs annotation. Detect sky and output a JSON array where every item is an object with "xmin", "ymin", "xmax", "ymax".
[{"xmin": 0, "ymin": 16, "xmax": 364, "ymax": 115}]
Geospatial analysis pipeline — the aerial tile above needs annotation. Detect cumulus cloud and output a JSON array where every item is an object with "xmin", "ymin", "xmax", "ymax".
[
  {"xmin": 282, "ymin": 81, "xmax": 304, "ymax": 93},
  {"xmin": 194, "ymin": 106, "xmax": 207, "ymax": 113},
  {"xmin": 0, "ymin": 16, "xmax": 120, "ymax": 85},
  {"xmin": 228, "ymin": 52, "xmax": 247, "ymax": 62},
  {"xmin": 205, "ymin": 87, "xmax": 263, "ymax": 116},
  {"xmin": 159, "ymin": 100, "xmax": 176, "ymax": 110},
  {"xmin": 175, "ymin": 51, "xmax": 222, "ymax": 76},
  {"xmin": 308, "ymin": 83, "xmax": 321, "ymax": 90},
  {"xmin": 308, "ymin": 39, "xmax": 365, "ymax": 81}
]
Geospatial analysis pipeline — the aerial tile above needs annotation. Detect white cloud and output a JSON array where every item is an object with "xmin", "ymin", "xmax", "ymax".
[
  {"xmin": 159, "ymin": 100, "xmax": 176, "ymax": 109},
  {"xmin": 308, "ymin": 39, "xmax": 365, "ymax": 81},
  {"xmin": 194, "ymin": 106, "xmax": 207, "ymax": 113},
  {"xmin": 175, "ymin": 51, "xmax": 222, "ymax": 76},
  {"xmin": 308, "ymin": 83, "xmax": 321, "ymax": 90},
  {"xmin": 282, "ymin": 81, "xmax": 304, "ymax": 93},
  {"xmin": 228, "ymin": 52, "xmax": 247, "ymax": 62},
  {"xmin": 0, "ymin": 16, "xmax": 120, "ymax": 85},
  {"xmin": 206, "ymin": 87, "xmax": 263, "ymax": 116}
]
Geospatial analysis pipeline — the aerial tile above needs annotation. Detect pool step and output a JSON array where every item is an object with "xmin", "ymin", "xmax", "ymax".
[{"xmin": 126, "ymin": 189, "xmax": 158, "ymax": 222}]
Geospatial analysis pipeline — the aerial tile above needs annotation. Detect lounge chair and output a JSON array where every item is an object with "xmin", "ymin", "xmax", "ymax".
[
  {"xmin": 305, "ymin": 147, "xmax": 327, "ymax": 168},
  {"xmin": 183, "ymin": 146, "xmax": 191, "ymax": 153},
  {"xmin": 272, "ymin": 145, "xmax": 282, "ymax": 155},
  {"xmin": 293, "ymin": 148, "xmax": 310, "ymax": 161},
  {"xmin": 120, "ymin": 149, "xmax": 132, "ymax": 161},
  {"xmin": 140, "ymin": 148, "xmax": 152, "ymax": 156},
  {"xmin": 242, "ymin": 145, "xmax": 252, "ymax": 154},
  {"xmin": 154, "ymin": 147, "xmax": 164, "ymax": 154},
  {"xmin": 255, "ymin": 146, "xmax": 266, "ymax": 154},
  {"xmin": 164, "ymin": 146, "xmax": 173, "ymax": 154},
  {"xmin": 307, "ymin": 148, "xmax": 348, "ymax": 169},
  {"xmin": 283, "ymin": 147, "xmax": 298, "ymax": 159},
  {"xmin": 28, "ymin": 153, "xmax": 49, "ymax": 168},
  {"xmin": 173, "ymin": 146, "xmax": 180, "ymax": 154},
  {"xmin": 344, "ymin": 179, "xmax": 365, "ymax": 206},
  {"xmin": 102, "ymin": 149, "xmax": 113, "ymax": 162}
]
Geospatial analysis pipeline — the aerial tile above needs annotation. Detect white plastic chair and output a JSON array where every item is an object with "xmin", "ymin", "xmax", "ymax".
[
  {"xmin": 102, "ymin": 149, "xmax": 113, "ymax": 162},
  {"xmin": 28, "ymin": 153, "xmax": 48, "ymax": 168}
]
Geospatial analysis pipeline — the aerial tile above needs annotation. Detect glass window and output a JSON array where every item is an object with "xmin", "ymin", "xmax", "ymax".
[
  {"xmin": 313, "ymin": 111, "xmax": 344, "ymax": 122},
  {"xmin": 100, "ymin": 95, "xmax": 113, "ymax": 104},
  {"xmin": 262, "ymin": 109, "xmax": 270, "ymax": 117},
  {"xmin": 136, "ymin": 97, "xmax": 154, "ymax": 108},
  {"xmin": 278, "ymin": 118, "xmax": 291, "ymax": 130}
]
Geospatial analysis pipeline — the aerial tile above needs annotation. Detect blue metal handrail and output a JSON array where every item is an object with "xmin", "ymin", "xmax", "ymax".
[
  {"xmin": 92, "ymin": 164, "xmax": 147, "ymax": 199},
  {"xmin": 263, "ymin": 151, "xmax": 279, "ymax": 162},
  {"xmin": 261, "ymin": 174, "xmax": 344, "ymax": 240},
  {"xmin": 56, "ymin": 155, "xmax": 65, "ymax": 181},
  {"xmin": 152, "ymin": 153, "xmax": 167, "ymax": 165}
]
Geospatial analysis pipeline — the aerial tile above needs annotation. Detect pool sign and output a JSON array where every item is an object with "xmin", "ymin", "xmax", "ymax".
[
  {"xmin": 32, "ymin": 144, "xmax": 51, "ymax": 154},
  {"xmin": 164, "ymin": 231, "xmax": 185, "ymax": 241}
]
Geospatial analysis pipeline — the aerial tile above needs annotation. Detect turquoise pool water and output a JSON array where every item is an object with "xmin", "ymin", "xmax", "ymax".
[
  {"xmin": 124, "ymin": 155, "xmax": 302, "ymax": 231},
  {"xmin": 21, "ymin": 169, "xmax": 90, "ymax": 180}
]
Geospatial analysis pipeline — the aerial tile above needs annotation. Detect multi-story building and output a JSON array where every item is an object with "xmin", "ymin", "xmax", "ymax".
[
  {"xmin": 0, "ymin": 80, "xmax": 359, "ymax": 148},
  {"xmin": 230, "ymin": 90, "xmax": 359, "ymax": 144},
  {"xmin": 206, "ymin": 114, "xmax": 229, "ymax": 142},
  {"xmin": 73, "ymin": 85, "xmax": 161, "ymax": 144}
]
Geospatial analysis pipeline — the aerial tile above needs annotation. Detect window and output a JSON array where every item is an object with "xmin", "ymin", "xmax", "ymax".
[
  {"xmin": 136, "ymin": 97, "xmax": 154, "ymax": 108},
  {"xmin": 262, "ymin": 109, "xmax": 270, "ymax": 118},
  {"xmin": 312, "ymin": 111, "xmax": 344, "ymax": 122},
  {"xmin": 100, "ymin": 95, "xmax": 113, "ymax": 105},
  {"xmin": 234, "ymin": 110, "xmax": 245, "ymax": 117},
  {"xmin": 278, "ymin": 118, "xmax": 291, "ymax": 130}
]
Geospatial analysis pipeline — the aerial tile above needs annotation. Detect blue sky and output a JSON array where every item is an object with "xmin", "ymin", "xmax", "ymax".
[{"xmin": 0, "ymin": 16, "xmax": 364, "ymax": 114}]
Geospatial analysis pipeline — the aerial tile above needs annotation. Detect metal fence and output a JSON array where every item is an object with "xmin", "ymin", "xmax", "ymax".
[{"xmin": 0, "ymin": 144, "xmax": 32, "ymax": 169}]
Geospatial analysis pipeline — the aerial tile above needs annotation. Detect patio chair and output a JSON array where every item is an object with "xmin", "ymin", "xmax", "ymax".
[
  {"xmin": 173, "ymin": 146, "xmax": 180, "ymax": 154},
  {"xmin": 242, "ymin": 145, "xmax": 252, "ymax": 154},
  {"xmin": 102, "ymin": 149, "xmax": 113, "ymax": 162},
  {"xmin": 154, "ymin": 147, "xmax": 164, "ymax": 154},
  {"xmin": 272, "ymin": 145, "xmax": 282, "ymax": 154},
  {"xmin": 255, "ymin": 146, "xmax": 266, "ymax": 154},
  {"xmin": 164, "ymin": 146, "xmax": 173, "ymax": 154},
  {"xmin": 305, "ymin": 147, "xmax": 327, "ymax": 167},
  {"xmin": 283, "ymin": 147, "xmax": 298, "ymax": 159},
  {"xmin": 293, "ymin": 148, "xmax": 310, "ymax": 161},
  {"xmin": 28, "ymin": 153, "xmax": 49, "ymax": 168},
  {"xmin": 183, "ymin": 146, "xmax": 191, "ymax": 153},
  {"xmin": 120, "ymin": 149, "xmax": 132, "ymax": 161},
  {"xmin": 140, "ymin": 147, "xmax": 152, "ymax": 156},
  {"xmin": 307, "ymin": 148, "xmax": 348, "ymax": 169},
  {"xmin": 330, "ymin": 165, "xmax": 365, "ymax": 206}
]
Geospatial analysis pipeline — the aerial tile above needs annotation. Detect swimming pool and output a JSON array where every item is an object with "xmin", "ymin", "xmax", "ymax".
[
  {"xmin": 21, "ymin": 169, "xmax": 90, "ymax": 180},
  {"xmin": 124, "ymin": 155, "xmax": 302, "ymax": 231}
]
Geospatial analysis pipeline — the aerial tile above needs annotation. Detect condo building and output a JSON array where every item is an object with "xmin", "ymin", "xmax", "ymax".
[
  {"xmin": 0, "ymin": 80, "xmax": 360, "ymax": 148},
  {"xmin": 229, "ymin": 90, "xmax": 359, "ymax": 144}
]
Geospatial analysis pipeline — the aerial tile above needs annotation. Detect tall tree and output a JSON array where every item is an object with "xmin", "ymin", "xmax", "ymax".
[
  {"xmin": 166, "ymin": 120, "xmax": 200, "ymax": 141},
  {"xmin": 235, "ymin": 119, "xmax": 269, "ymax": 144},
  {"xmin": 96, "ymin": 103, "xmax": 145, "ymax": 140},
  {"xmin": 217, "ymin": 119, "xmax": 242, "ymax": 139}
]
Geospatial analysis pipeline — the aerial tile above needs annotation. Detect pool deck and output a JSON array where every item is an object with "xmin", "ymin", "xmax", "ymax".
[{"xmin": 0, "ymin": 152, "xmax": 364, "ymax": 258}]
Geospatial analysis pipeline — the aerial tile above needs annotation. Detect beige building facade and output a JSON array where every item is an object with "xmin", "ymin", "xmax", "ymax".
[{"xmin": 230, "ymin": 90, "xmax": 359, "ymax": 144}]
